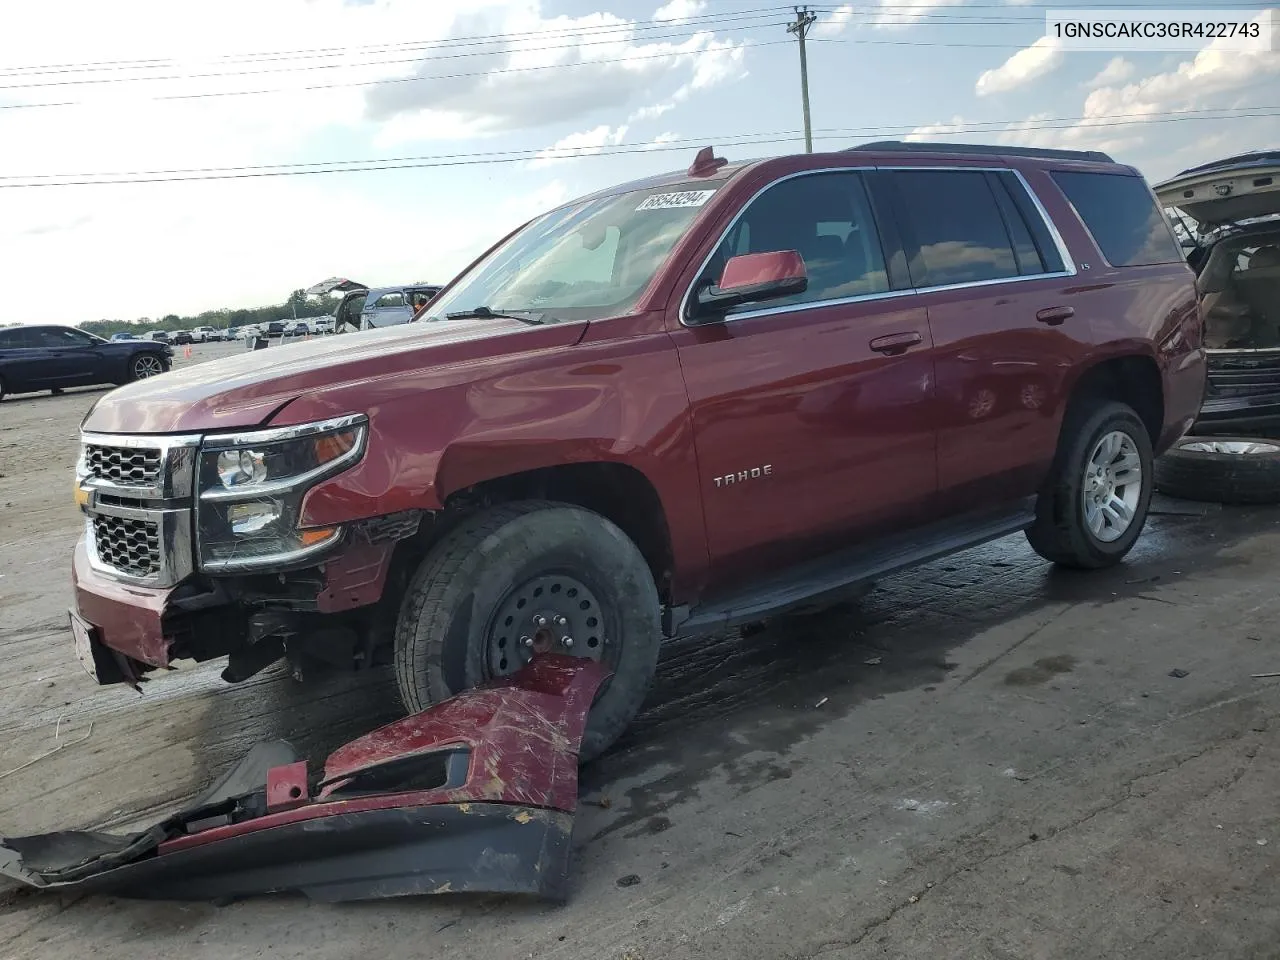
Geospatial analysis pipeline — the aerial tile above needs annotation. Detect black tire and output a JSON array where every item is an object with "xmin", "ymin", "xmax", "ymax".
[
  {"xmin": 1154, "ymin": 436, "xmax": 1280, "ymax": 505},
  {"xmin": 394, "ymin": 501, "xmax": 662, "ymax": 762},
  {"xmin": 1026, "ymin": 400, "xmax": 1154, "ymax": 569}
]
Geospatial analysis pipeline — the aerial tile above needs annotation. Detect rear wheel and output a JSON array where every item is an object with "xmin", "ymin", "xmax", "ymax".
[
  {"xmin": 129, "ymin": 353, "xmax": 166, "ymax": 381},
  {"xmin": 394, "ymin": 501, "xmax": 662, "ymax": 762},
  {"xmin": 1026, "ymin": 401, "xmax": 1153, "ymax": 569}
]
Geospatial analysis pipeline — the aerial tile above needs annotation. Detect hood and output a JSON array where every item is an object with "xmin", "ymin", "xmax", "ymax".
[
  {"xmin": 1155, "ymin": 151, "xmax": 1280, "ymax": 229},
  {"xmin": 82, "ymin": 318, "xmax": 588, "ymax": 435}
]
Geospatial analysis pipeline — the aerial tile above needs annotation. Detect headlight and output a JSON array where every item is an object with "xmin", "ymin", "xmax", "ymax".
[{"xmin": 196, "ymin": 414, "xmax": 367, "ymax": 572}]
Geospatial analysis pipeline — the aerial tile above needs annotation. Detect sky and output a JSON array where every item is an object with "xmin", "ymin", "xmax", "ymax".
[{"xmin": 2, "ymin": 0, "xmax": 1278, "ymax": 325}]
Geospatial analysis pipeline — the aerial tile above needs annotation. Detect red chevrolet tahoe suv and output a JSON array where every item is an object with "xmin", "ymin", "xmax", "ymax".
[{"xmin": 70, "ymin": 142, "xmax": 1205, "ymax": 759}]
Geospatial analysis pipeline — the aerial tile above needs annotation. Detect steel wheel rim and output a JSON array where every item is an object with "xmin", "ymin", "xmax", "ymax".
[
  {"xmin": 484, "ymin": 573, "xmax": 613, "ymax": 679},
  {"xmin": 1182, "ymin": 440, "xmax": 1280, "ymax": 456},
  {"xmin": 134, "ymin": 355, "xmax": 164, "ymax": 378},
  {"xmin": 1082, "ymin": 429, "xmax": 1143, "ymax": 543}
]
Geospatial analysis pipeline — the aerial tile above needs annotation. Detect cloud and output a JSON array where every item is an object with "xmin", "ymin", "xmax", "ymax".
[
  {"xmin": 644, "ymin": 132, "xmax": 680, "ymax": 150},
  {"xmin": 629, "ymin": 101, "xmax": 675, "ymax": 122},
  {"xmin": 904, "ymin": 116, "xmax": 969, "ymax": 141},
  {"xmin": 870, "ymin": 0, "xmax": 967, "ymax": 30},
  {"xmin": 1086, "ymin": 57, "xmax": 1136, "ymax": 89},
  {"xmin": 1001, "ymin": 14, "xmax": 1280, "ymax": 163},
  {"xmin": 976, "ymin": 37, "xmax": 1064, "ymax": 96},
  {"xmin": 812, "ymin": 5, "xmax": 855, "ymax": 37},
  {"xmin": 653, "ymin": 0, "xmax": 706, "ymax": 22},
  {"xmin": 363, "ymin": 7, "xmax": 748, "ymax": 143},
  {"xmin": 529, "ymin": 125, "xmax": 628, "ymax": 167}
]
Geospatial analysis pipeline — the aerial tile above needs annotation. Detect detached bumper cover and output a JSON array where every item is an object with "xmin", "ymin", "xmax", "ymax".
[{"xmin": 0, "ymin": 656, "xmax": 608, "ymax": 903}]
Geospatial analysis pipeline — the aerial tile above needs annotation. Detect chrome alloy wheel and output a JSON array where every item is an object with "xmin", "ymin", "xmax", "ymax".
[
  {"xmin": 1082, "ymin": 429, "xmax": 1143, "ymax": 543},
  {"xmin": 133, "ymin": 354, "xmax": 165, "ymax": 379}
]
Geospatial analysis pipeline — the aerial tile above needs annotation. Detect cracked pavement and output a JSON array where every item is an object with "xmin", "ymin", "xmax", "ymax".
[{"xmin": 1, "ymin": 360, "xmax": 1278, "ymax": 960}]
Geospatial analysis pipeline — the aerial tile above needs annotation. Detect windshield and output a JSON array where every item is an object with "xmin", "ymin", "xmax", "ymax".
[{"xmin": 424, "ymin": 183, "xmax": 721, "ymax": 323}]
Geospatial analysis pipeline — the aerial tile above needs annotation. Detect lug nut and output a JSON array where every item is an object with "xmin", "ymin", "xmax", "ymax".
[
  {"xmin": 521, "ymin": 636, "xmax": 534, "ymax": 647},
  {"xmin": 561, "ymin": 636, "xmax": 574, "ymax": 649},
  {"xmin": 555, "ymin": 615, "xmax": 567, "ymax": 626},
  {"xmin": 534, "ymin": 615, "xmax": 547, "ymax": 627}
]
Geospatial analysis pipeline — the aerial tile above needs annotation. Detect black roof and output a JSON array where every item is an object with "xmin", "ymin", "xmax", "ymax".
[{"xmin": 844, "ymin": 140, "xmax": 1115, "ymax": 163}]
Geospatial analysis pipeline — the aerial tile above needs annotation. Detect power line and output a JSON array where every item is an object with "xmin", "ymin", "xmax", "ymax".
[
  {"xmin": 1, "ymin": 107, "xmax": 1270, "ymax": 188},
  {"xmin": 0, "ymin": 21, "xmax": 789, "ymax": 90},
  {"xmin": 0, "ymin": 7, "xmax": 792, "ymax": 77}
]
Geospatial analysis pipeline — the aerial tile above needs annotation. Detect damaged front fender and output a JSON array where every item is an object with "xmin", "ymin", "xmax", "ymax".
[{"xmin": 0, "ymin": 656, "xmax": 608, "ymax": 904}]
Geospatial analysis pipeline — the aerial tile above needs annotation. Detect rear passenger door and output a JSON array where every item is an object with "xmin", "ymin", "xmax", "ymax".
[
  {"xmin": 886, "ymin": 167, "xmax": 1089, "ymax": 511},
  {"xmin": 670, "ymin": 170, "xmax": 938, "ymax": 590}
]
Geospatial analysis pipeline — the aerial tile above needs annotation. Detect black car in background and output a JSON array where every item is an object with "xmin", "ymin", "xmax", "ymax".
[
  {"xmin": 0, "ymin": 325, "xmax": 172, "ymax": 402},
  {"xmin": 171, "ymin": 330, "xmax": 194, "ymax": 345}
]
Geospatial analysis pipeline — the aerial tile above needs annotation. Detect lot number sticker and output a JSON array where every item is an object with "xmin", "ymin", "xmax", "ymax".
[{"xmin": 637, "ymin": 190, "xmax": 716, "ymax": 211}]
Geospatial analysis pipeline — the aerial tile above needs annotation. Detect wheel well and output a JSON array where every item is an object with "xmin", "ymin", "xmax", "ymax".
[
  {"xmin": 1068, "ymin": 355, "xmax": 1164, "ymax": 444},
  {"xmin": 440, "ymin": 463, "xmax": 675, "ymax": 601}
]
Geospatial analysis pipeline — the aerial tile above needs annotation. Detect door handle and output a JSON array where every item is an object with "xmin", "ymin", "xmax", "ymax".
[
  {"xmin": 869, "ymin": 331, "xmax": 923, "ymax": 354},
  {"xmin": 1036, "ymin": 305, "xmax": 1074, "ymax": 325}
]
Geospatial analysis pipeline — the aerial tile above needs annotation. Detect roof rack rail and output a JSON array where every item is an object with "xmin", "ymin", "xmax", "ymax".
[{"xmin": 844, "ymin": 140, "xmax": 1115, "ymax": 163}]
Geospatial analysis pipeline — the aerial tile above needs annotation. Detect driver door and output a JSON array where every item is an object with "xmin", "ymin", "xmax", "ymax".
[
  {"xmin": 668, "ymin": 170, "xmax": 939, "ymax": 589},
  {"xmin": 34, "ymin": 327, "xmax": 106, "ymax": 386}
]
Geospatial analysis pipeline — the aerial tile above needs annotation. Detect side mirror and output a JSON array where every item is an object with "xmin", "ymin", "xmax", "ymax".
[{"xmin": 693, "ymin": 251, "xmax": 808, "ymax": 318}]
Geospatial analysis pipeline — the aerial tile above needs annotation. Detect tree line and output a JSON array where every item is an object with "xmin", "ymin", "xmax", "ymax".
[{"xmin": 76, "ymin": 290, "xmax": 340, "ymax": 338}]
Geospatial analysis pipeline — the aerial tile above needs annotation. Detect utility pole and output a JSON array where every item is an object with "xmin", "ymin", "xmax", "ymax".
[{"xmin": 787, "ymin": 6, "xmax": 818, "ymax": 153}]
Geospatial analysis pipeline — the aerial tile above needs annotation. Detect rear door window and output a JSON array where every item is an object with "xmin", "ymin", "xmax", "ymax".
[
  {"xmin": 1052, "ymin": 170, "xmax": 1183, "ymax": 267},
  {"xmin": 891, "ymin": 170, "xmax": 1022, "ymax": 287}
]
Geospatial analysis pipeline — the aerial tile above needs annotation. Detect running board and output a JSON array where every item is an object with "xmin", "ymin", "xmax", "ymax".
[{"xmin": 673, "ymin": 498, "xmax": 1037, "ymax": 636}]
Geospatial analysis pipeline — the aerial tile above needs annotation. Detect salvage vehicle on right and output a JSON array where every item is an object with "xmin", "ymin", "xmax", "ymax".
[{"xmin": 1154, "ymin": 150, "xmax": 1280, "ymax": 503}]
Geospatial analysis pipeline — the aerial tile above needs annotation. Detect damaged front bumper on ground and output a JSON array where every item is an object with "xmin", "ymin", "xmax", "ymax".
[{"xmin": 0, "ymin": 657, "xmax": 607, "ymax": 904}]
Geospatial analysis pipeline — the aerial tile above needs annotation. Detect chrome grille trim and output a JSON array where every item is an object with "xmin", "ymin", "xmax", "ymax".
[{"xmin": 77, "ymin": 432, "xmax": 201, "ymax": 587}]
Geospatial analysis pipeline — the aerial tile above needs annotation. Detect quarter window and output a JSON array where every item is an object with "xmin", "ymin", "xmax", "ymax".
[
  {"xmin": 702, "ymin": 171, "xmax": 890, "ymax": 314},
  {"xmin": 1052, "ymin": 170, "xmax": 1183, "ymax": 267}
]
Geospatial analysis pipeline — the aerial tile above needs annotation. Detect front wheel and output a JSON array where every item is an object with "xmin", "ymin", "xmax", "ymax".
[
  {"xmin": 394, "ymin": 502, "xmax": 662, "ymax": 762},
  {"xmin": 129, "ymin": 353, "xmax": 167, "ymax": 381},
  {"xmin": 1026, "ymin": 400, "xmax": 1154, "ymax": 569}
]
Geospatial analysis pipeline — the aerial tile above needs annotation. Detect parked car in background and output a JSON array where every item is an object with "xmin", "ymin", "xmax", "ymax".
[
  {"xmin": 191, "ymin": 326, "xmax": 219, "ymax": 343},
  {"xmin": 263, "ymin": 321, "xmax": 286, "ymax": 338},
  {"xmin": 284, "ymin": 320, "xmax": 313, "ymax": 337},
  {"xmin": 109, "ymin": 332, "xmax": 137, "ymax": 342},
  {"xmin": 304, "ymin": 277, "xmax": 369, "ymax": 335},
  {"xmin": 171, "ymin": 330, "xmax": 194, "ymax": 346},
  {"xmin": 0, "ymin": 325, "xmax": 171, "ymax": 401},
  {"xmin": 312, "ymin": 317, "xmax": 335, "ymax": 335},
  {"xmin": 234, "ymin": 326, "xmax": 260, "ymax": 340},
  {"xmin": 145, "ymin": 330, "xmax": 171, "ymax": 343},
  {"xmin": 1156, "ymin": 150, "xmax": 1280, "ymax": 436},
  {"xmin": 69, "ymin": 142, "xmax": 1203, "ymax": 761},
  {"xmin": 361, "ymin": 284, "xmax": 443, "ymax": 330}
]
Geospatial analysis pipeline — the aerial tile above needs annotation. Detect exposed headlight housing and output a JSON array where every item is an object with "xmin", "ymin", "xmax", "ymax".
[{"xmin": 196, "ymin": 414, "xmax": 367, "ymax": 572}]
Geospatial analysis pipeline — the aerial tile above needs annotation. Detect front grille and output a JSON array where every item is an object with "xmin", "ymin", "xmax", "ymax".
[
  {"xmin": 91, "ymin": 515, "xmax": 161, "ymax": 579},
  {"xmin": 83, "ymin": 444, "xmax": 162, "ymax": 488}
]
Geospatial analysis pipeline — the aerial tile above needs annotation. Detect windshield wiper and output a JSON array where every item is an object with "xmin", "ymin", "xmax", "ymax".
[{"xmin": 444, "ymin": 306, "xmax": 545, "ymax": 325}]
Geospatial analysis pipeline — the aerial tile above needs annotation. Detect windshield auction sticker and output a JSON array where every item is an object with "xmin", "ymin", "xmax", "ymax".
[{"xmin": 636, "ymin": 190, "xmax": 717, "ymax": 211}]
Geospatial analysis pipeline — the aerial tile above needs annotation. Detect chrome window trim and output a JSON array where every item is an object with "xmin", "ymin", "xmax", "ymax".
[{"xmin": 679, "ymin": 164, "xmax": 1079, "ymax": 329}]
